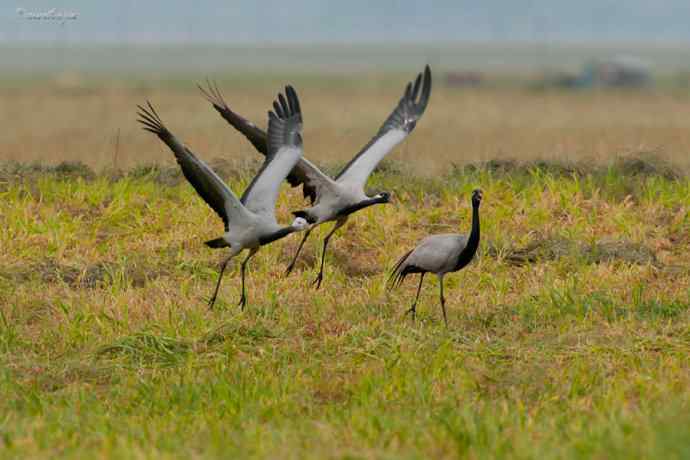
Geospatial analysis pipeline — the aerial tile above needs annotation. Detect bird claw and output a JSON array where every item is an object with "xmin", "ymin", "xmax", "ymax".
[
  {"xmin": 237, "ymin": 295, "xmax": 246, "ymax": 310},
  {"xmin": 404, "ymin": 307, "xmax": 416, "ymax": 321},
  {"xmin": 207, "ymin": 296, "xmax": 217, "ymax": 310},
  {"xmin": 284, "ymin": 263, "xmax": 295, "ymax": 276}
]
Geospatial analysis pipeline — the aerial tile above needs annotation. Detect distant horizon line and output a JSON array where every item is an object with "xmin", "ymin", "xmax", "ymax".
[{"xmin": 3, "ymin": 39, "xmax": 690, "ymax": 49}]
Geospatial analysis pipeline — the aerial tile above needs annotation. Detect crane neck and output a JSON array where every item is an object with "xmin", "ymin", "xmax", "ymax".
[
  {"xmin": 258, "ymin": 226, "xmax": 298, "ymax": 246},
  {"xmin": 452, "ymin": 202, "xmax": 481, "ymax": 271},
  {"xmin": 467, "ymin": 203, "xmax": 480, "ymax": 249},
  {"xmin": 336, "ymin": 194, "xmax": 388, "ymax": 217}
]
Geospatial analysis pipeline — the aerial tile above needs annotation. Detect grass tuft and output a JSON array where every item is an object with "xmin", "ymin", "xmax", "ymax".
[{"xmin": 96, "ymin": 332, "xmax": 192, "ymax": 367}]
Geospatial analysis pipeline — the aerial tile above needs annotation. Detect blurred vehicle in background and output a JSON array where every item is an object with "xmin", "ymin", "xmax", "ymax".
[{"xmin": 540, "ymin": 55, "xmax": 652, "ymax": 89}]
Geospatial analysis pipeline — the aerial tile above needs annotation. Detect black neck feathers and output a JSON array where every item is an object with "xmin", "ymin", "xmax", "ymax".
[
  {"xmin": 453, "ymin": 202, "xmax": 481, "ymax": 272},
  {"xmin": 337, "ymin": 195, "xmax": 388, "ymax": 217},
  {"xmin": 258, "ymin": 226, "xmax": 295, "ymax": 246}
]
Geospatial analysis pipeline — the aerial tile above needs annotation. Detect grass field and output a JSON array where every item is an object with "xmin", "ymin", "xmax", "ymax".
[{"xmin": 1, "ymin": 77, "xmax": 689, "ymax": 458}]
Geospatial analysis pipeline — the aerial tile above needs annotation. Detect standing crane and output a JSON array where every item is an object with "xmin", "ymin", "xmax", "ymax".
[
  {"xmin": 199, "ymin": 65, "xmax": 432, "ymax": 288},
  {"xmin": 389, "ymin": 190, "xmax": 483, "ymax": 327},
  {"xmin": 137, "ymin": 86, "xmax": 313, "ymax": 309}
]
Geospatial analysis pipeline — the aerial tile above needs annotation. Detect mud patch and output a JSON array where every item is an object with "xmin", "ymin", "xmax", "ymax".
[
  {"xmin": 278, "ymin": 240, "xmax": 318, "ymax": 271},
  {"xmin": 586, "ymin": 238, "xmax": 660, "ymax": 265},
  {"xmin": 0, "ymin": 258, "xmax": 169, "ymax": 289},
  {"xmin": 330, "ymin": 246, "xmax": 382, "ymax": 278},
  {"xmin": 499, "ymin": 236, "xmax": 578, "ymax": 266},
  {"xmin": 498, "ymin": 234, "xmax": 659, "ymax": 266},
  {"xmin": 277, "ymin": 237, "xmax": 380, "ymax": 278},
  {"xmin": 37, "ymin": 260, "xmax": 113, "ymax": 288}
]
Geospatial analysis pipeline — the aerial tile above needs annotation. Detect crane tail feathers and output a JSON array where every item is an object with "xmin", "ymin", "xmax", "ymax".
[
  {"xmin": 387, "ymin": 248, "xmax": 413, "ymax": 290},
  {"xmin": 204, "ymin": 237, "xmax": 230, "ymax": 249}
]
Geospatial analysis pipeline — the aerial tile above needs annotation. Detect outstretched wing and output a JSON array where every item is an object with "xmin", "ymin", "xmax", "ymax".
[
  {"xmin": 335, "ymin": 65, "xmax": 432, "ymax": 189},
  {"xmin": 239, "ymin": 86, "xmax": 304, "ymax": 219},
  {"xmin": 200, "ymin": 80, "xmax": 335, "ymax": 204},
  {"xmin": 284, "ymin": 157, "xmax": 337, "ymax": 205},
  {"xmin": 198, "ymin": 80, "xmax": 268, "ymax": 156},
  {"xmin": 137, "ymin": 101, "xmax": 248, "ymax": 231}
]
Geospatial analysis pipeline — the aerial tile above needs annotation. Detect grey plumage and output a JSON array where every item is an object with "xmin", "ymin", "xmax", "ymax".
[
  {"xmin": 137, "ymin": 86, "xmax": 311, "ymax": 309},
  {"xmin": 199, "ymin": 65, "xmax": 432, "ymax": 288},
  {"xmin": 389, "ymin": 189, "xmax": 483, "ymax": 327},
  {"xmin": 137, "ymin": 101, "xmax": 243, "ymax": 232}
]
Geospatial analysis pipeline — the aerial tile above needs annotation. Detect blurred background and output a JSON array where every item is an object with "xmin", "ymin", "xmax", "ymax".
[{"xmin": 2, "ymin": 0, "xmax": 690, "ymax": 172}]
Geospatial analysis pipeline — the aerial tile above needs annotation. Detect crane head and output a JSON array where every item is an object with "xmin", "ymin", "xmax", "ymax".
[
  {"xmin": 471, "ymin": 189, "xmax": 483, "ymax": 207},
  {"xmin": 290, "ymin": 216, "xmax": 311, "ymax": 231},
  {"xmin": 376, "ymin": 191, "xmax": 391, "ymax": 204},
  {"xmin": 292, "ymin": 210, "xmax": 317, "ymax": 225}
]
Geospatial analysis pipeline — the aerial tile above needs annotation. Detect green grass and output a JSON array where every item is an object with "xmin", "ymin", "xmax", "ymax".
[{"xmin": 0, "ymin": 161, "xmax": 689, "ymax": 459}]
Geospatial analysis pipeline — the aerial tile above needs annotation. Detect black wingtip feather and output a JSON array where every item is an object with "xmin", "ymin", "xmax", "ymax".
[
  {"xmin": 197, "ymin": 81, "xmax": 213, "ymax": 104},
  {"xmin": 420, "ymin": 65, "xmax": 432, "ymax": 107},
  {"xmin": 332, "ymin": 64, "xmax": 434, "ymax": 182},
  {"xmin": 412, "ymin": 73, "xmax": 422, "ymax": 100},
  {"xmin": 136, "ymin": 101, "xmax": 169, "ymax": 137},
  {"xmin": 404, "ymin": 82, "xmax": 412, "ymax": 100},
  {"xmin": 200, "ymin": 79, "xmax": 271, "ymax": 157},
  {"xmin": 279, "ymin": 93, "xmax": 291, "ymax": 117},
  {"xmin": 271, "ymin": 86, "xmax": 303, "ymax": 122},
  {"xmin": 273, "ymin": 100, "xmax": 285, "ymax": 118},
  {"xmin": 198, "ymin": 78, "xmax": 229, "ymax": 112},
  {"xmin": 285, "ymin": 85, "xmax": 301, "ymax": 117},
  {"xmin": 266, "ymin": 86, "xmax": 303, "ymax": 154}
]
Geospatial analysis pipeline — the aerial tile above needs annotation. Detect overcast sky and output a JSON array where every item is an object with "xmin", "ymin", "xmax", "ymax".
[{"xmin": 3, "ymin": 0, "xmax": 690, "ymax": 44}]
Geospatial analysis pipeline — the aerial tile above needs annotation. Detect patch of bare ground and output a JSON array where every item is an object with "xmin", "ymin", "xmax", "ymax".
[
  {"xmin": 0, "ymin": 258, "xmax": 170, "ymax": 289},
  {"xmin": 493, "ymin": 233, "xmax": 660, "ymax": 267}
]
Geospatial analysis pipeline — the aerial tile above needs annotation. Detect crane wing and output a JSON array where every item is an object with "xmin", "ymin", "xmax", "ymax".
[
  {"xmin": 335, "ymin": 65, "xmax": 432, "ymax": 189},
  {"xmin": 137, "ymin": 101, "xmax": 249, "ymax": 231},
  {"xmin": 239, "ymin": 86, "xmax": 305, "ymax": 218},
  {"xmin": 200, "ymin": 80, "xmax": 335, "ymax": 204},
  {"xmin": 198, "ymin": 80, "xmax": 268, "ymax": 156}
]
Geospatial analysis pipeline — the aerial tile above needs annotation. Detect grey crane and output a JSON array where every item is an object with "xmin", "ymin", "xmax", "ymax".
[
  {"xmin": 198, "ymin": 65, "xmax": 432, "ymax": 288},
  {"xmin": 136, "ymin": 86, "xmax": 313, "ymax": 309},
  {"xmin": 389, "ymin": 189, "xmax": 483, "ymax": 327}
]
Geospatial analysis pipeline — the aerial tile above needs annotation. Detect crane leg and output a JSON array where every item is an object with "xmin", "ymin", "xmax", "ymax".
[
  {"xmin": 312, "ymin": 217, "xmax": 346, "ymax": 289},
  {"xmin": 405, "ymin": 273, "xmax": 425, "ymax": 321},
  {"xmin": 285, "ymin": 228, "xmax": 312, "ymax": 275},
  {"xmin": 439, "ymin": 275, "xmax": 448, "ymax": 327},
  {"xmin": 208, "ymin": 254, "xmax": 234, "ymax": 309},
  {"xmin": 237, "ymin": 248, "xmax": 259, "ymax": 310}
]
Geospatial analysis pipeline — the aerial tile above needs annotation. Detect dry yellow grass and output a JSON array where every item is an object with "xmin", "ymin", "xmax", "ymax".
[{"xmin": 2, "ymin": 75, "xmax": 690, "ymax": 173}]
